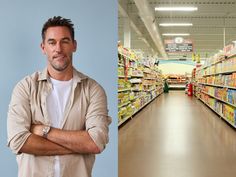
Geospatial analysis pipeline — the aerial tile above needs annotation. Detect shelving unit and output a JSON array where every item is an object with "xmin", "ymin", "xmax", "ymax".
[
  {"xmin": 166, "ymin": 74, "xmax": 188, "ymax": 89},
  {"xmin": 118, "ymin": 46, "xmax": 163, "ymax": 126},
  {"xmin": 195, "ymin": 53, "xmax": 236, "ymax": 128}
]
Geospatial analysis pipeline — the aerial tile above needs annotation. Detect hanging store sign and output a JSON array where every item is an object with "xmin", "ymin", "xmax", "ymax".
[{"xmin": 165, "ymin": 39, "xmax": 193, "ymax": 53}]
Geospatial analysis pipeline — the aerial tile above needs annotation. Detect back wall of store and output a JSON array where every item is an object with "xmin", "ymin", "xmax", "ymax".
[{"xmin": 159, "ymin": 60, "xmax": 195, "ymax": 75}]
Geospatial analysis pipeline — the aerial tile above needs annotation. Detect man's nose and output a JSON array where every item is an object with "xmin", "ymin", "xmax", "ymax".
[{"xmin": 55, "ymin": 42, "xmax": 62, "ymax": 52}]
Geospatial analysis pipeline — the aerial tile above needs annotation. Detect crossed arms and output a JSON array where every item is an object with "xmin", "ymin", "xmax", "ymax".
[
  {"xmin": 20, "ymin": 126, "xmax": 101, "ymax": 156},
  {"xmin": 7, "ymin": 78, "xmax": 111, "ymax": 156}
]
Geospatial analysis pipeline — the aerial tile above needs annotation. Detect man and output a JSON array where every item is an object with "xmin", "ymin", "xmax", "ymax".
[{"xmin": 7, "ymin": 16, "xmax": 111, "ymax": 177}]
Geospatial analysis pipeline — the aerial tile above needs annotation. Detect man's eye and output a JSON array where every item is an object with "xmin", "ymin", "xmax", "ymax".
[
  {"xmin": 62, "ymin": 40, "xmax": 70, "ymax": 44},
  {"xmin": 48, "ymin": 42, "xmax": 56, "ymax": 45}
]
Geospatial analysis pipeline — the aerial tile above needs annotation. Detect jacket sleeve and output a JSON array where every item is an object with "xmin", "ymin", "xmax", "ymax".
[
  {"xmin": 7, "ymin": 79, "xmax": 32, "ymax": 154},
  {"xmin": 85, "ymin": 80, "xmax": 111, "ymax": 152}
]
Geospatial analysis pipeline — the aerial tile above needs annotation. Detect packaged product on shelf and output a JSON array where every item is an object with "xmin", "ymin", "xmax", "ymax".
[
  {"xmin": 117, "ymin": 46, "xmax": 164, "ymax": 126},
  {"xmin": 118, "ymin": 92, "xmax": 130, "ymax": 106},
  {"xmin": 129, "ymin": 92, "xmax": 135, "ymax": 100},
  {"xmin": 118, "ymin": 107, "xmax": 127, "ymax": 119},
  {"xmin": 118, "ymin": 79, "xmax": 131, "ymax": 90},
  {"xmin": 222, "ymin": 88, "xmax": 228, "ymax": 102},
  {"xmin": 222, "ymin": 104, "xmax": 235, "ymax": 124},
  {"xmin": 233, "ymin": 90, "xmax": 236, "ymax": 105},
  {"xmin": 233, "ymin": 57, "xmax": 236, "ymax": 71},
  {"xmin": 132, "ymin": 99, "xmax": 141, "ymax": 112},
  {"xmin": 128, "ymin": 67, "xmax": 132, "ymax": 76},
  {"xmin": 126, "ymin": 104, "xmax": 134, "ymax": 118},
  {"xmin": 214, "ymin": 75, "xmax": 222, "ymax": 85},
  {"xmin": 215, "ymin": 101, "xmax": 223, "ymax": 116},
  {"xmin": 232, "ymin": 73, "xmax": 236, "ymax": 87},
  {"xmin": 227, "ymin": 89, "xmax": 233, "ymax": 104},
  {"xmin": 215, "ymin": 63, "xmax": 221, "ymax": 74},
  {"xmin": 118, "ymin": 67, "xmax": 124, "ymax": 76},
  {"xmin": 230, "ymin": 58, "xmax": 234, "ymax": 71}
]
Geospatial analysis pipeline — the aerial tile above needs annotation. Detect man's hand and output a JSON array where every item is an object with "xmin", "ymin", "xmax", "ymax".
[
  {"xmin": 30, "ymin": 124, "xmax": 44, "ymax": 137},
  {"xmin": 30, "ymin": 124, "xmax": 100, "ymax": 154}
]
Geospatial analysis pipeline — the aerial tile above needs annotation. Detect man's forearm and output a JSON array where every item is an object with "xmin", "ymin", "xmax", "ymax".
[
  {"xmin": 47, "ymin": 128, "xmax": 100, "ymax": 154},
  {"xmin": 19, "ymin": 134, "xmax": 74, "ymax": 156}
]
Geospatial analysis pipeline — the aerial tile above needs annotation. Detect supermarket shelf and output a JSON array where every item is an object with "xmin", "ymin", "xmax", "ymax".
[
  {"xmin": 202, "ymin": 91, "xmax": 236, "ymax": 108},
  {"xmin": 131, "ymin": 75, "xmax": 144, "ymax": 78},
  {"xmin": 169, "ymin": 84, "xmax": 186, "ymax": 89},
  {"xmin": 130, "ymin": 81, "xmax": 142, "ymax": 84},
  {"xmin": 212, "ymin": 59, "xmax": 224, "ymax": 65},
  {"xmin": 144, "ymin": 64, "xmax": 151, "ymax": 68},
  {"xmin": 199, "ymin": 98, "xmax": 222, "ymax": 117},
  {"xmin": 198, "ymin": 98, "xmax": 236, "ymax": 128},
  {"xmin": 131, "ymin": 89, "xmax": 143, "ymax": 92},
  {"xmin": 203, "ymin": 60, "xmax": 224, "ymax": 69},
  {"xmin": 118, "ymin": 101, "xmax": 131, "ymax": 108},
  {"xmin": 203, "ymin": 70, "xmax": 236, "ymax": 77},
  {"xmin": 202, "ymin": 57, "xmax": 225, "ymax": 69},
  {"xmin": 144, "ymin": 88, "xmax": 156, "ymax": 92},
  {"xmin": 118, "ymin": 75, "xmax": 131, "ymax": 79},
  {"xmin": 118, "ymin": 63, "xmax": 124, "ymax": 67},
  {"xmin": 118, "ymin": 75, "xmax": 125, "ymax": 78},
  {"xmin": 222, "ymin": 115, "xmax": 236, "ymax": 128},
  {"xmin": 118, "ymin": 115, "xmax": 132, "ymax": 127},
  {"xmin": 199, "ymin": 83, "xmax": 236, "ymax": 90},
  {"xmin": 118, "ymin": 47, "xmax": 163, "ymax": 128},
  {"xmin": 227, "ymin": 53, "xmax": 236, "ymax": 59},
  {"xmin": 144, "ymin": 77, "xmax": 156, "ymax": 80},
  {"xmin": 118, "ymin": 88, "xmax": 131, "ymax": 92},
  {"xmin": 118, "ymin": 92, "xmax": 162, "ymax": 127},
  {"xmin": 118, "ymin": 52, "xmax": 136, "ymax": 61},
  {"xmin": 143, "ymin": 83, "xmax": 154, "ymax": 86},
  {"xmin": 143, "ymin": 70, "xmax": 152, "ymax": 74},
  {"xmin": 130, "ymin": 95, "xmax": 142, "ymax": 101}
]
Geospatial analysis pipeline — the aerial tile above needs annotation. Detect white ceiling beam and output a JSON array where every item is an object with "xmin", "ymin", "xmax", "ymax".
[
  {"xmin": 118, "ymin": 3, "xmax": 156, "ymax": 55},
  {"xmin": 132, "ymin": 0, "xmax": 168, "ymax": 59}
]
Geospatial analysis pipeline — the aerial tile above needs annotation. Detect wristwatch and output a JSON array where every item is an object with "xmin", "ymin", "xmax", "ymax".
[{"xmin": 42, "ymin": 126, "xmax": 51, "ymax": 138}]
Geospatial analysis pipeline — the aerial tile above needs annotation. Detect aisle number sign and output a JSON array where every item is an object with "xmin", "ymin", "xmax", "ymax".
[{"xmin": 165, "ymin": 39, "xmax": 193, "ymax": 53}]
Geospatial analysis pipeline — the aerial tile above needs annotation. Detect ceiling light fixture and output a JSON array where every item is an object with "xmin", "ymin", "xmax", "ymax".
[
  {"xmin": 159, "ymin": 23, "xmax": 193, "ymax": 27},
  {"xmin": 155, "ymin": 7, "xmax": 198, "ymax": 11},
  {"xmin": 162, "ymin": 33, "xmax": 190, "ymax": 36}
]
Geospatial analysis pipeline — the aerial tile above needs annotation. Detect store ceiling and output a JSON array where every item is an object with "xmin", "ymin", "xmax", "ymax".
[{"xmin": 118, "ymin": 0, "xmax": 236, "ymax": 60}]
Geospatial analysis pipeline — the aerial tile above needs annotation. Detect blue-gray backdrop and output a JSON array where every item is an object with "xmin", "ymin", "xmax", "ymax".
[{"xmin": 0, "ymin": 1, "xmax": 117, "ymax": 176}]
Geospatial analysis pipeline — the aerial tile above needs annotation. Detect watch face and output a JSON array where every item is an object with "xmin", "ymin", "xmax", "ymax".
[{"xmin": 43, "ymin": 126, "xmax": 50, "ymax": 137}]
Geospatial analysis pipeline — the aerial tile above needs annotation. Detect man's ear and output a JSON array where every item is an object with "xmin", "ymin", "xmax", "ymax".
[
  {"xmin": 73, "ymin": 40, "xmax": 77, "ymax": 52},
  {"xmin": 40, "ymin": 42, "xmax": 46, "ymax": 55}
]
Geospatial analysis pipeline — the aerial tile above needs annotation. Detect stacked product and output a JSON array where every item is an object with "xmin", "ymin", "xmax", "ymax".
[
  {"xmin": 118, "ymin": 45, "xmax": 163, "ymax": 126},
  {"xmin": 195, "ymin": 51, "xmax": 236, "ymax": 127}
]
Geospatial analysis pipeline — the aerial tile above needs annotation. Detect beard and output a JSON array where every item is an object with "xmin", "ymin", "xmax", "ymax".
[{"xmin": 50, "ymin": 55, "xmax": 72, "ymax": 71}]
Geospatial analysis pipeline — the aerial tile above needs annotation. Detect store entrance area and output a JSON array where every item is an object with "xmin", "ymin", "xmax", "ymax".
[{"xmin": 119, "ymin": 91, "xmax": 236, "ymax": 177}]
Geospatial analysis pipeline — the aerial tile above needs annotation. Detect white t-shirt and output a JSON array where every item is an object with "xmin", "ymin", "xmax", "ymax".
[{"xmin": 47, "ymin": 77, "xmax": 73, "ymax": 177}]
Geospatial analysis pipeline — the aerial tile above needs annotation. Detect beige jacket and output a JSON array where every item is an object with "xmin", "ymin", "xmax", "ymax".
[{"xmin": 7, "ymin": 68, "xmax": 111, "ymax": 177}]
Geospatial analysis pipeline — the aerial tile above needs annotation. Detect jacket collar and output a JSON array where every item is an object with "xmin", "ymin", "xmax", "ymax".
[{"xmin": 38, "ymin": 67, "xmax": 88, "ymax": 83}]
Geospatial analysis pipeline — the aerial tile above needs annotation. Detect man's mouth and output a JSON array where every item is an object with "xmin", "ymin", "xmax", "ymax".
[{"xmin": 53, "ymin": 54, "xmax": 65, "ymax": 59}]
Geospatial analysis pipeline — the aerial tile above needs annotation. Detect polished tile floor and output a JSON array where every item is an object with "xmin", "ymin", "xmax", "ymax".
[{"xmin": 119, "ymin": 91, "xmax": 236, "ymax": 177}]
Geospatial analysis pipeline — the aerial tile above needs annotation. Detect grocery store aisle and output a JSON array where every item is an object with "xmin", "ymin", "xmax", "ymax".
[{"xmin": 119, "ymin": 91, "xmax": 236, "ymax": 177}]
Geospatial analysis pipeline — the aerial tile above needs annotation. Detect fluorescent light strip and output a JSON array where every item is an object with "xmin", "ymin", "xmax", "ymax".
[
  {"xmin": 162, "ymin": 33, "xmax": 190, "ymax": 36},
  {"xmin": 159, "ymin": 23, "xmax": 193, "ymax": 27},
  {"xmin": 155, "ymin": 7, "xmax": 198, "ymax": 11}
]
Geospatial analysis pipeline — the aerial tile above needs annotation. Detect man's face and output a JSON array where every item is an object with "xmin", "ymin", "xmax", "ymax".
[{"xmin": 41, "ymin": 26, "xmax": 77, "ymax": 72}]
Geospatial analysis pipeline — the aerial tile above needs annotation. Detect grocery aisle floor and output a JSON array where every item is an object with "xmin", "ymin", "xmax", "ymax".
[{"xmin": 119, "ymin": 91, "xmax": 236, "ymax": 177}]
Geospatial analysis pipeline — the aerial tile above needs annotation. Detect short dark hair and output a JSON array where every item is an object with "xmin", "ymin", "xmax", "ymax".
[{"xmin": 41, "ymin": 16, "xmax": 75, "ymax": 41}]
